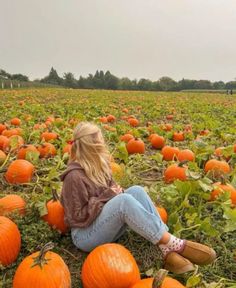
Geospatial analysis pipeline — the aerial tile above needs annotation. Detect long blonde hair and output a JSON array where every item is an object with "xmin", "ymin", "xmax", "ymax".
[{"xmin": 70, "ymin": 122, "xmax": 112, "ymax": 187}]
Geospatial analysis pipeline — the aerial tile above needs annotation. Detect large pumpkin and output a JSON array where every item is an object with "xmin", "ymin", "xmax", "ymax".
[
  {"xmin": 0, "ymin": 195, "xmax": 26, "ymax": 216},
  {"xmin": 13, "ymin": 243, "xmax": 71, "ymax": 288},
  {"xmin": 5, "ymin": 159, "xmax": 34, "ymax": 184},
  {"xmin": 42, "ymin": 190, "xmax": 68, "ymax": 234},
  {"xmin": 81, "ymin": 243, "xmax": 140, "ymax": 288},
  {"xmin": 0, "ymin": 216, "xmax": 21, "ymax": 266}
]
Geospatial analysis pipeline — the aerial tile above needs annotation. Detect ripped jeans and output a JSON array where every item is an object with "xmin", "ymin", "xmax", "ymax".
[{"xmin": 71, "ymin": 185, "xmax": 168, "ymax": 252}]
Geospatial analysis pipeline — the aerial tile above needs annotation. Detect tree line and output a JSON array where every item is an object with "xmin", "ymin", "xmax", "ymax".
[{"xmin": 1, "ymin": 67, "xmax": 236, "ymax": 91}]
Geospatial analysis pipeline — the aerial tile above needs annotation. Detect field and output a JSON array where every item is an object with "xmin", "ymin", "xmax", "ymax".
[{"xmin": 0, "ymin": 88, "xmax": 236, "ymax": 287}]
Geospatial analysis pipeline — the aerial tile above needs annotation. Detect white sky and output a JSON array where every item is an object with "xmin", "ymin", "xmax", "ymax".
[{"xmin": 1, "ymin": 0, "xmax": 236, "ymax": 82}]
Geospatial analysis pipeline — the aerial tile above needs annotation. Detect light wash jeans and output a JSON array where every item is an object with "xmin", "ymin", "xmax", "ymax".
[{"xmin": 71, "ymin": 185, "xmax": 168, "ymax": 252}]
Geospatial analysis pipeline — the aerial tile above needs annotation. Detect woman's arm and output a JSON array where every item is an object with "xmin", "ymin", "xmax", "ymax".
[{"xmin": 61, "ymin": 173, "xmax": 117, "ymax": 227}]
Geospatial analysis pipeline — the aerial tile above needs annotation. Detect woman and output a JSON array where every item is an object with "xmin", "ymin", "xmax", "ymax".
[{"xmin": 60, "ymin": 122, "xmax": 216, "ymax": 274}]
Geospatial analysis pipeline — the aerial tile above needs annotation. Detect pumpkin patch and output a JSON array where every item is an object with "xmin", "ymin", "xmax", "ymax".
[{"xmin": 0, "ymin": 88, "xmax": 236, "ymax": 287}]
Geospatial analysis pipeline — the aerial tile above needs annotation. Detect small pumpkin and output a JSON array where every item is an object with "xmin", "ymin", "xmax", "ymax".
[
  {"xmin": 5, "ymin": 159, "xmax": 35, "ymax": 184},
  {"xmin": 17, "ymin": 145, "xmax": 39, "ymax": 160},
  {"xmin": 130, "ymin": 276, "xmax": 185, "ymax": 288},
  {"xmin": 161, "ymin": 146, "xmax": 180, "ymax": 161},
  {"xmin": 0, "ymin": 195, "xmax": 26, "ymax": 216},
  {"xmin": 13, "ymin": 242, "xmax": 71, "ymax": 288},
  {"xmin": 177, "ymin": 149, "xmax": 195, "ymax": 162},
  {"xmin": 0, "ymin": 135, "xmax": 10, "ymax": 151},
  {"xmin": 173, "ymin": 131, "xmax": 185, "ymax": 142},
  {"xmin": 156, "ymin": 206, "xmax": 168, "ymax": 224},
  {"xmin": 81, "ymin": 243, "xmax": 140, "ymax": 288},
  {"xmin": 128, "ymin": 118, "xmax": 139, "ymax": 127},
  {"xmin": 164, "ymin": 163, "xmax": 187, "ymax": 183},
  {"xmin": 210, "ymin": 182, "xmax": 236, "ymax": 205},
  {"xmin": 150, "ymin": 135, "xmax": 165, "ymax": 149},
  {"xmin": 42, "ymin": 190, "xmax": 68, "ymax": 234},
  {"xmin": 99, "ymin": 116, "xmax": 108, "ymax": 123},
  {"xmin": 37, "ymin": 143, "xmax": 57, "ymax": 158},
  {"xmin": 120, "ymin": 133, "xmax": 134, "ymax": 143},
  {"xmin": 10, "ymin": 118, "xmax": 21, "ymax": 126},
  {"xmin": 110, "ymin": 162, "xmax": 123, "ymax": 179},
  {"xmin": 0, "ymin": 150, "xmax": 7, "ymax": 165},
  {"xmin": 107, "ymin": 114, "xmax": 116, "ymax": 122},
  {"xmin": 0, "ymin": 216, "xmax": 21, "ymax": 266},
  {"xmin": 41, "ymin": 131, "xmax": 58, "ymax": 142},
  {"xmin": 126, "ymin": 138, "xmax": 145, "ymax": 154},
  {"xmin": 0, "ymin": 123, "xmax": 7, "ymax": 134},
  {"xmin": 204, "ymin": 159, "xmax": 230, "ymax": 175}
]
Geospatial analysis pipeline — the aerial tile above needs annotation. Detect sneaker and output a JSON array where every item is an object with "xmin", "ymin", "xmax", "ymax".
[{"xmin": 164, "ymin": 252, "xmax": 195, "ymax": 274}]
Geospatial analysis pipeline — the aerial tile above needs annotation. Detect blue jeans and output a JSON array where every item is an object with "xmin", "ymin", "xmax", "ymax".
[{"xmin": 71, "ymin": 185, "xmax": 168, "ymax": 252}]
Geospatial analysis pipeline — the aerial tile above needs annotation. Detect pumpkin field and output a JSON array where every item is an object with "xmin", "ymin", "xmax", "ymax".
[{"xmin": 1, "ymin": 88, "xmax": 236, "ymax": 287}]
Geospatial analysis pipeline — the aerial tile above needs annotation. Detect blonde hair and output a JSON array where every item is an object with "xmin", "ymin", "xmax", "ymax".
[{"xmin": 70, "ymin": 122, "xmax": 112, "ymax": 187}]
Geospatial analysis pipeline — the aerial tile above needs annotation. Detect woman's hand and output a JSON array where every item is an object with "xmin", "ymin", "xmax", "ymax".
[{"xmin": 111, "ymin": 184, "xmax": 123, "ymax": 194}]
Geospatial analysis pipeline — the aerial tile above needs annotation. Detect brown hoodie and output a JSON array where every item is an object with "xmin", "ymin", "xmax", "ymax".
[{"xmin": 60, "ymin": 161, "xmax": 119, "ymax": 228}]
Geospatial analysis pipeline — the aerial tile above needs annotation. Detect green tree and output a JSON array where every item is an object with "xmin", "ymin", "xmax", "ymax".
[
  {"xmin": 63, "ymin": 72, "xmax": 77, "ymax": 88},
  {"xmin": 41, "ymin": 67, "xmax": 63, "ymax": 85},
  {"xmin": 159, "ymin": 77, "xmax": 177, "ymax": 91}
]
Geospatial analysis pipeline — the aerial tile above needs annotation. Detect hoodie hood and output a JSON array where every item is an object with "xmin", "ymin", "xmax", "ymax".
[{"xmin": 60, "ymin": 161, "xmax": 84, "ymax": 181}]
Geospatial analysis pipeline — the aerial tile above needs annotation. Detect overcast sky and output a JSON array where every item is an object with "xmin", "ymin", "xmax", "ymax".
[{"xmin": 1, "ymin": 0, "xmax": 236, "ymax": 82}]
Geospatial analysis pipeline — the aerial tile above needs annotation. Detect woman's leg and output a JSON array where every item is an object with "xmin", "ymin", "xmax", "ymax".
[
  {"xmin": 71, "ymin": 193, "xmax": 168, "ymax": 252},
  {"xmin": 114, "ymin": 185, "xmax": 169, "ymax": 240}
]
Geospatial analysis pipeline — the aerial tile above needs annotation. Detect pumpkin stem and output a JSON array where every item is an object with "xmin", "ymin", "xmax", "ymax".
[
  {"xmin": 32, "ymin": 242, "xmax": 54, "ymax": 268},
  {"xmin": 52, "ymin": 189, "xmax": 60, "ymax": 202},
  {"xmin": 152, "ymin": 269, "xmax": 168, "ymax": 288}
]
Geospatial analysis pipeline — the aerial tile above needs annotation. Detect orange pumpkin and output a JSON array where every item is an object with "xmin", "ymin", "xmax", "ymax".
[
  {"xmin": 0, "ymin": 195, "xmax": 26, "ymax": 216},
  {"xmin": 130, "ymin": 276, "xmax": 185, "ymax": 288},
  {"xmin": 150, "ymin": 135, "xmax": 165, "ymax": 149},
  {"xmin": 37, "ymin": 143, "xmax": 57, "ymax": 158},
  {"xmin": 0, "ymin": 123, "xmax": 7, "ymax": 134},
  {"xmin": 42, "ymin": 191, "xmax": 68, "ymax": 234},
  {"xmin": 120, "ymin": 133, "xmax": 134, "ymax": 143},
  {"xmin": 41, "ymin": 131, "xmax": 58, "ymax": 142},
  {"xmin": 164, "ymin": 163, "xmax": 187, "ymax": 183},
  {"xmin": 81, "ymin": 243, "xmax": 140, "ymax": 288},
  {"xmin": 128, "ymin": 118, "xmax": 139, "ymax": 127},
  {"xmin": 110, "ymin": 162, "xmax": 123, "ymax": 178},
  {"xmin": 156, "ymin": 206, "xmax": 168, "ymax": 224},
  {"xmin": 161, "ymin": 146, "xmax": 180, "ymax": 161},
  {"xmin": 5, "ymin": 160, "xmax": 34, "ymax": 184},
  {"xmin": 107, "ymin": 115, "xmax": 116, "ymax": 122},
  {"xmin": 10, "ymin": 118, "xmax": 21, "ymax": 126},
  {"xmin": 204, "ymin": 159, "xmax": 230, "ymax": 174},
  {"xmin": 210, "ymin": 182, "xmax": 236, "ymax": 205},
  {"xmin": 0, "ymin": 135, "xmax": 10, "ymax": 151},
  {"xmin": 99, "ymin": 116, "xmax": 108, "ymax": 123},
  {"xmin": 17, "ymin": 145, "xmax": 39, "ymax": 160},
  {"xmin": 177, "ymin": 149, "xmax": 195, "ymax": 162},
  {"xmin": 13, "ymin": 243, "xmax": 71, "ymax": 288},
  {"xmin": 9, "ymin": 135, "xmax": 24, "ymax": 151},
  {"xmin": 126, "ymin": 138, "xmax": 145, "ymax": 154},
  {"xmin": 173, "ymin": 131, "xmax": 185, "ymax": 142},
  {"xmin": 166, "ymin": 114, "xmax": 174, "ymax": 120},
  {"xmin": 63, "ymin": 144, "xmax": 72, "ymax": 155},
  {"xmin": 0, "ymin": 216, "xmax": 21, "ymax": 266},
  {"xmin": 2, "ymin": 128, "xmax": 21, "ymax": 138},
  {"xmin": 161, "ymin": 123, "xmax": 172, "ymax": 131},
  {"xmin": 0, "ymin": 150, "xmax": 7, "ymax": 164}
]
